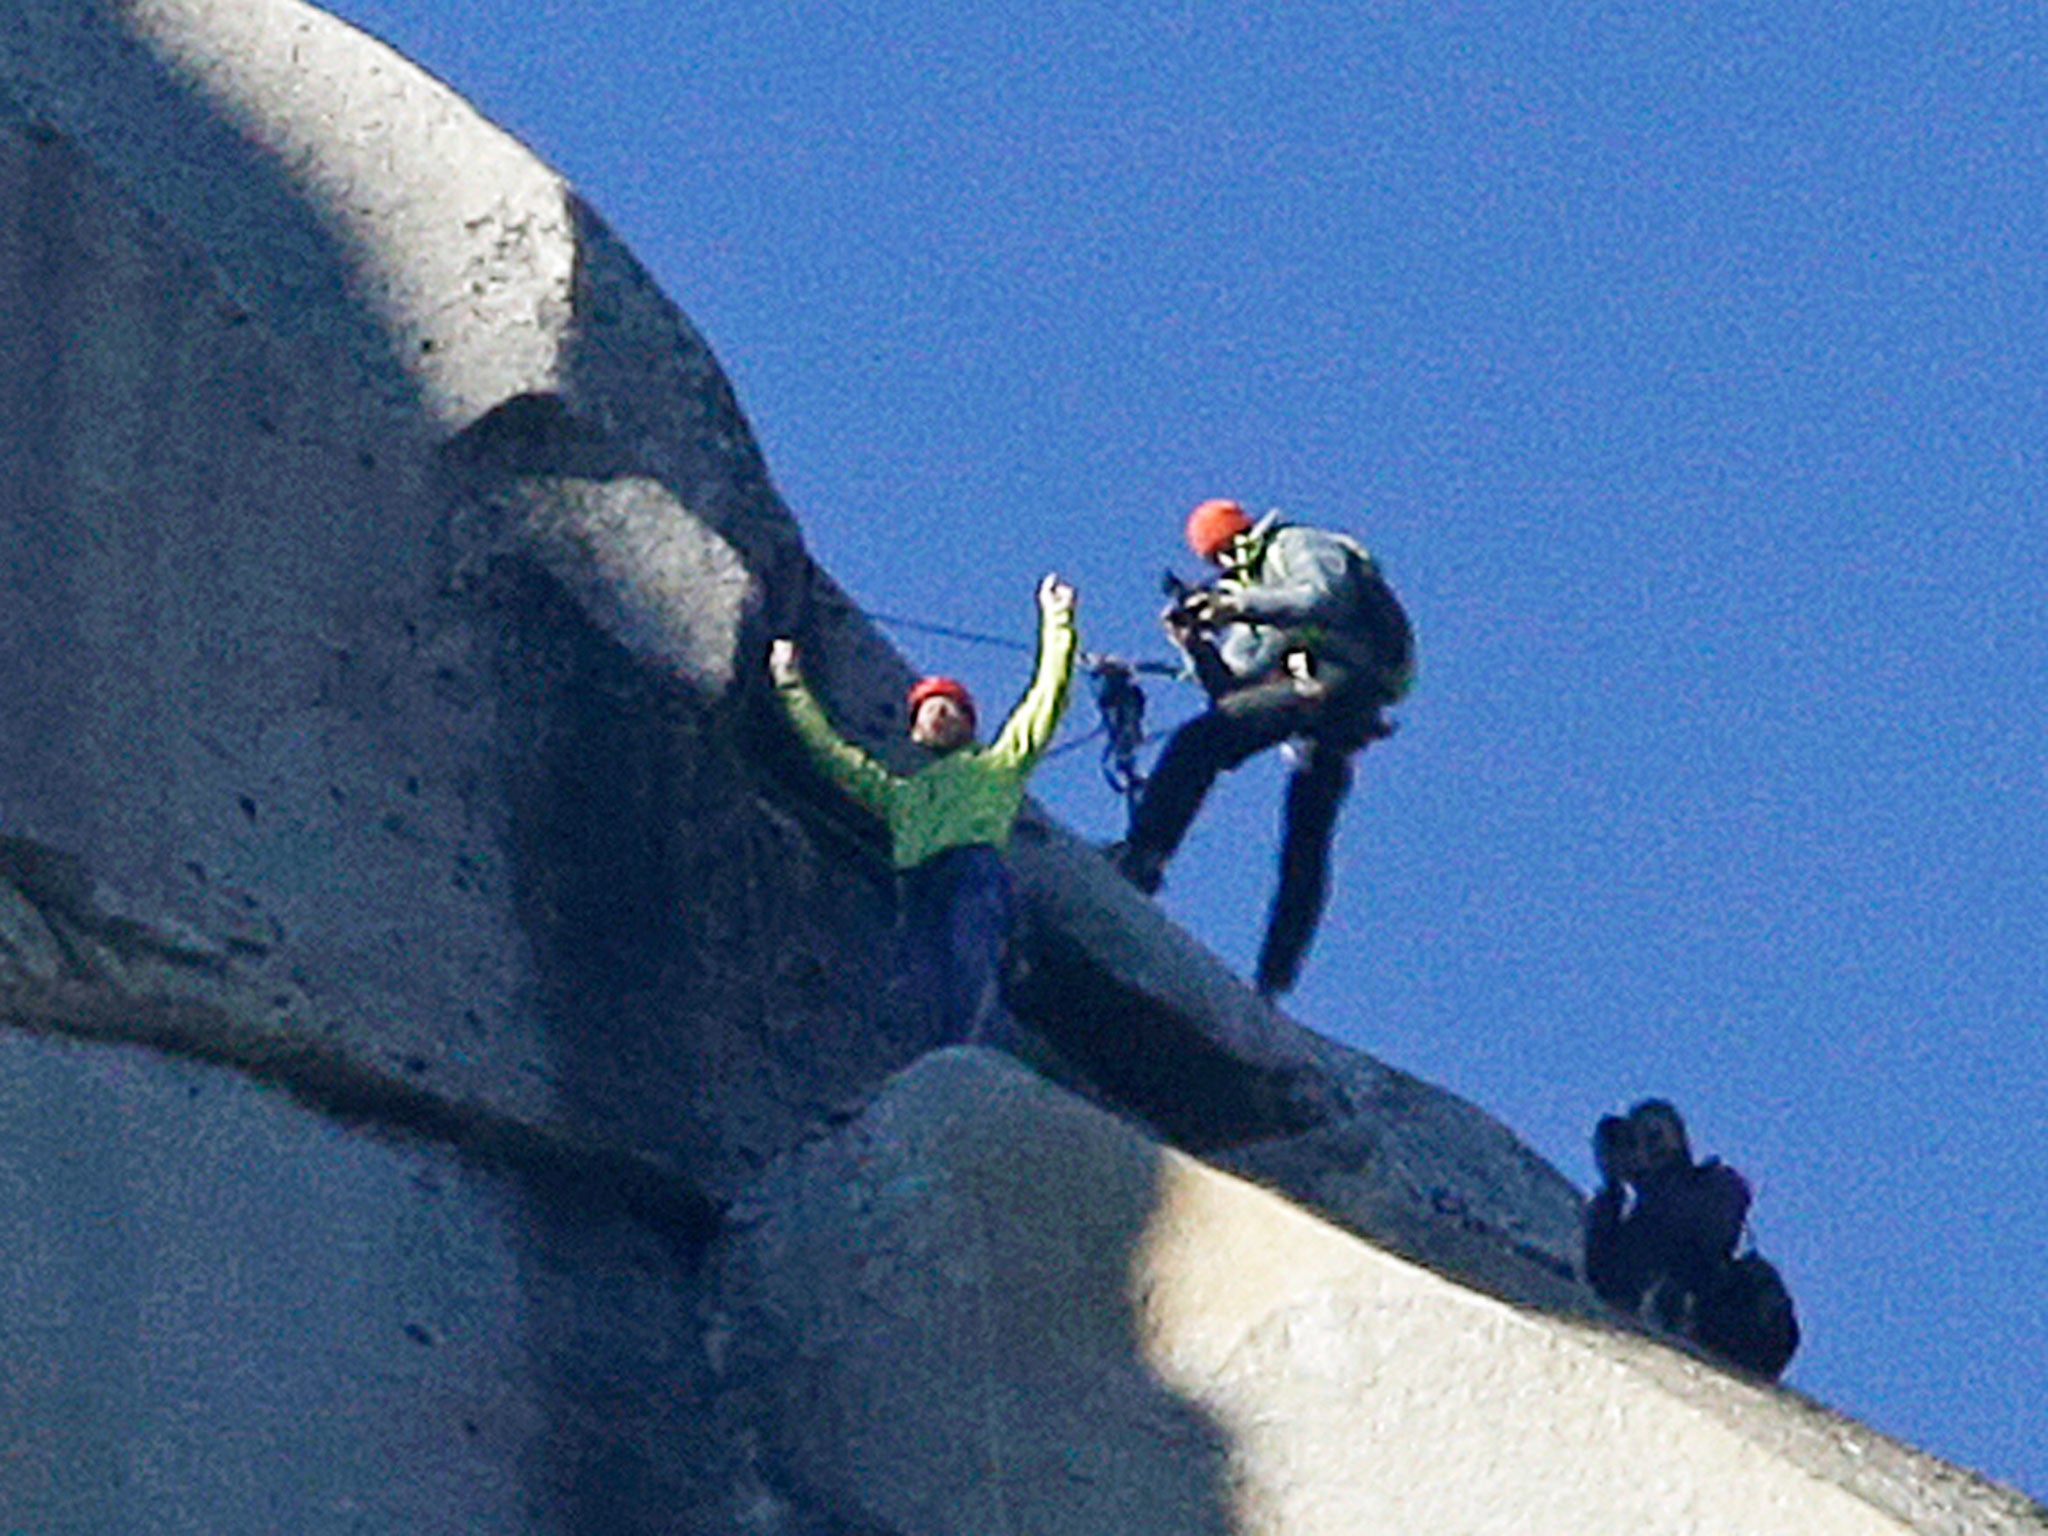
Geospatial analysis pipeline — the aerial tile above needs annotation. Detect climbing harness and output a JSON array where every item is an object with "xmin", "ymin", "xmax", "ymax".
[
  {"xmin": 1078, "ymin": 653, "xmax": 1181, "ymax": 816},
  {"xmin": 1090, "ymin": 658, "xmax": 1146, "ymax": 803}
]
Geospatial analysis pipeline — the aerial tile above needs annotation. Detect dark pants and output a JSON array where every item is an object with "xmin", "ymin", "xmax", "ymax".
[
  {"xmin": 897, "ymin": 844, "xmax": 1017, "ymax": 1048},
  {"xmin": 1127, "ymin": 664, "xmax": 1385, "ymax": 995}
]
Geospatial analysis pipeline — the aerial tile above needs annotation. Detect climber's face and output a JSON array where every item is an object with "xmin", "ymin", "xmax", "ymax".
[{"xmin": 911, "ymin": 694, "xmax": 974, "ymax": 752}]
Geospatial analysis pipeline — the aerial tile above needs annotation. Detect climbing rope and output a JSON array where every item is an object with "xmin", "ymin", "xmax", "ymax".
[{"xmin": 865, "ymin": 610, "xmax": 1035, "ymax": 654}]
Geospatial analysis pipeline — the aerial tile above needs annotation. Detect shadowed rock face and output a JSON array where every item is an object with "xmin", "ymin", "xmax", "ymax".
[{"xmin": 1, "ymin": 5, "xmax": 2041, "ymax": 1534}]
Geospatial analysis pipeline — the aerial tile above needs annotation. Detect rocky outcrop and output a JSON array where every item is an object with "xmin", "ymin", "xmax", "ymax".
[
  {"xmin": 0, "ymin": 3, "xmax": 2039, "ymax": 1532},
  {"xmin": 721, "ymin": 1049, "xmax": 2042, "ymax": 1536},
  {"xmin": 0, "ymin": 0, "xmax": 1576, "ymax": 1294}
]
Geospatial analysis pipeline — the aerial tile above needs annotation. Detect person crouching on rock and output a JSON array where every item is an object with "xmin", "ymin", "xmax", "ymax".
[
  {"xmin": 1584, "ymin": 1098, "xmax": 1800, "ymax": 1379},
  {"xmin": 768, "ymin": 574, "xmax": 1078, "ymax": 1049}
]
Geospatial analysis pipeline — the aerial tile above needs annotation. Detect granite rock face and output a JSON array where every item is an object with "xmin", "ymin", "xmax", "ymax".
[
  {"xmin": 0, "ymin": 0, "xmax": 1576, "ymax": 1288},
  {"xmin": 0, "ymin": 3, "xmax": 2040, "ymax": 1533},
  {"xmin": 722, "ymin": 1049, "xmax": 2041, "ymax": 1536}
]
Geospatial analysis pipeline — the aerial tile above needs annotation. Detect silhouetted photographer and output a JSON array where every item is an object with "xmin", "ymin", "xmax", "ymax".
[{"xmin": 1584, "ymin": 1100, "xmax": 1799, "ymax": 1380}]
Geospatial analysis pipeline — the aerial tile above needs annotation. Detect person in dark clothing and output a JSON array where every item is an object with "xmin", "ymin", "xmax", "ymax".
[
  {"xmin": 1584, "ymin": 1099, "xmax": 1800, "ymax": 1379},
  {"xmin": 1111, "ymin": 499, "xmax": 1413, "ymax": 997},
  {"xmin": 1585, "ymin": 1100, "xmax": 1750, "ymax": 1328}
]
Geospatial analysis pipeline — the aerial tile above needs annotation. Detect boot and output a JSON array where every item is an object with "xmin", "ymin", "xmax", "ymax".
[{"xmin": 1105, "ymin": 840, "xmax": 1166, "ymax": 896}]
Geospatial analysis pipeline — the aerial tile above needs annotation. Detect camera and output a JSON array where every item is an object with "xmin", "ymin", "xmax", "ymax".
[{"xmin": 1161, "ymin": 567, "xmax": 1227, "ymax": 630}]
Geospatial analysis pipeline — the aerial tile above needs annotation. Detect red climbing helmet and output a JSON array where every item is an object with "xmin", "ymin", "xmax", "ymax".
[
  {"xmin": 1184, "ymin": 498, "xmax": 1254, "ymax": 561},
  {"xmin": 906, "ymin": 675, "xmax": 976, "ymax": 727}
]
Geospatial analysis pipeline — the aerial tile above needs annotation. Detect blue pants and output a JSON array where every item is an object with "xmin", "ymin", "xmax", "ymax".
[{"xmin": 897, "ymin": 844, "xmax": 1017, "ymax": 1049}]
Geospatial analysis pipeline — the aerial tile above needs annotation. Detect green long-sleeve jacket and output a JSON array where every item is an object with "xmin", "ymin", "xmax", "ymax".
[{"xmin": 775, "ymin": 603, "xmax": 1078, "ymax": 870}]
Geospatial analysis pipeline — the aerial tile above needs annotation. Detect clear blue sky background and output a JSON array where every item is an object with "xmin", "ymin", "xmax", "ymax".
[{"xmin": 326, "ymin": 0, "xmax": 2044, "ymax": 1498}]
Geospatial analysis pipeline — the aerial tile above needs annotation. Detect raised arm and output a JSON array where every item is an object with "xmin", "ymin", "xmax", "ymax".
[
  {"xmin": 770, "ymin": 639, "xmax": 901, "ymax": 820},
  {"xmin": 987, "ymin": 575, "xmax": 1079, "ymax": 767}
]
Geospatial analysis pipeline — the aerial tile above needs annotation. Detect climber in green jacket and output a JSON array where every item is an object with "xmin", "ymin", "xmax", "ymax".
[{"xmin": 769, "ymin": 573, "xmax": 1078, "ymax": 1046}]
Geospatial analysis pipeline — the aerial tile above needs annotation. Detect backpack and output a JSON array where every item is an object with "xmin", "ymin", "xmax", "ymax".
[
  {"xmin": 1694, "ymin": 1250, "xmax": 1800, "ymax": 1380},
  {"xmin": 1321, "ymin": 532, "xmax": 1416, "ymax": 695}
]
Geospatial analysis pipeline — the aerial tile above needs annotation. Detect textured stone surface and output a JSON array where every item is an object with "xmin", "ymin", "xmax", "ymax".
[
  {"xmin": 0, "ymin": 0, "xmax": 846, "ymax": 1190},
  {"xmin": 0, "ymin": 1029, "xmax": 563, "ymax": 1535},
  {"xmin": 0, "ymin": 3, "xmax": 2040, "ymax": 1533},
  {"xmin": 723, "ymin": 1049, "xmax": 2042, "ymax": 1536},
  {"xmin": 0, "ymin": 0, "xmax": 1586, "ymax": 1262}
]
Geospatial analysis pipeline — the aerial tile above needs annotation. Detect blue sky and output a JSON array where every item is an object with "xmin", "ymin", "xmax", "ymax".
[{"xmin": 325, "ymin": 0, "xmax": 2045, "ymax": 1498}]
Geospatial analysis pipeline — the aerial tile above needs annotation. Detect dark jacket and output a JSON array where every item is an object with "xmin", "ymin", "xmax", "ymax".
[{"xmin": 1585, "ymin": 1157, "xmax": 1750, "ymax": 1319}]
